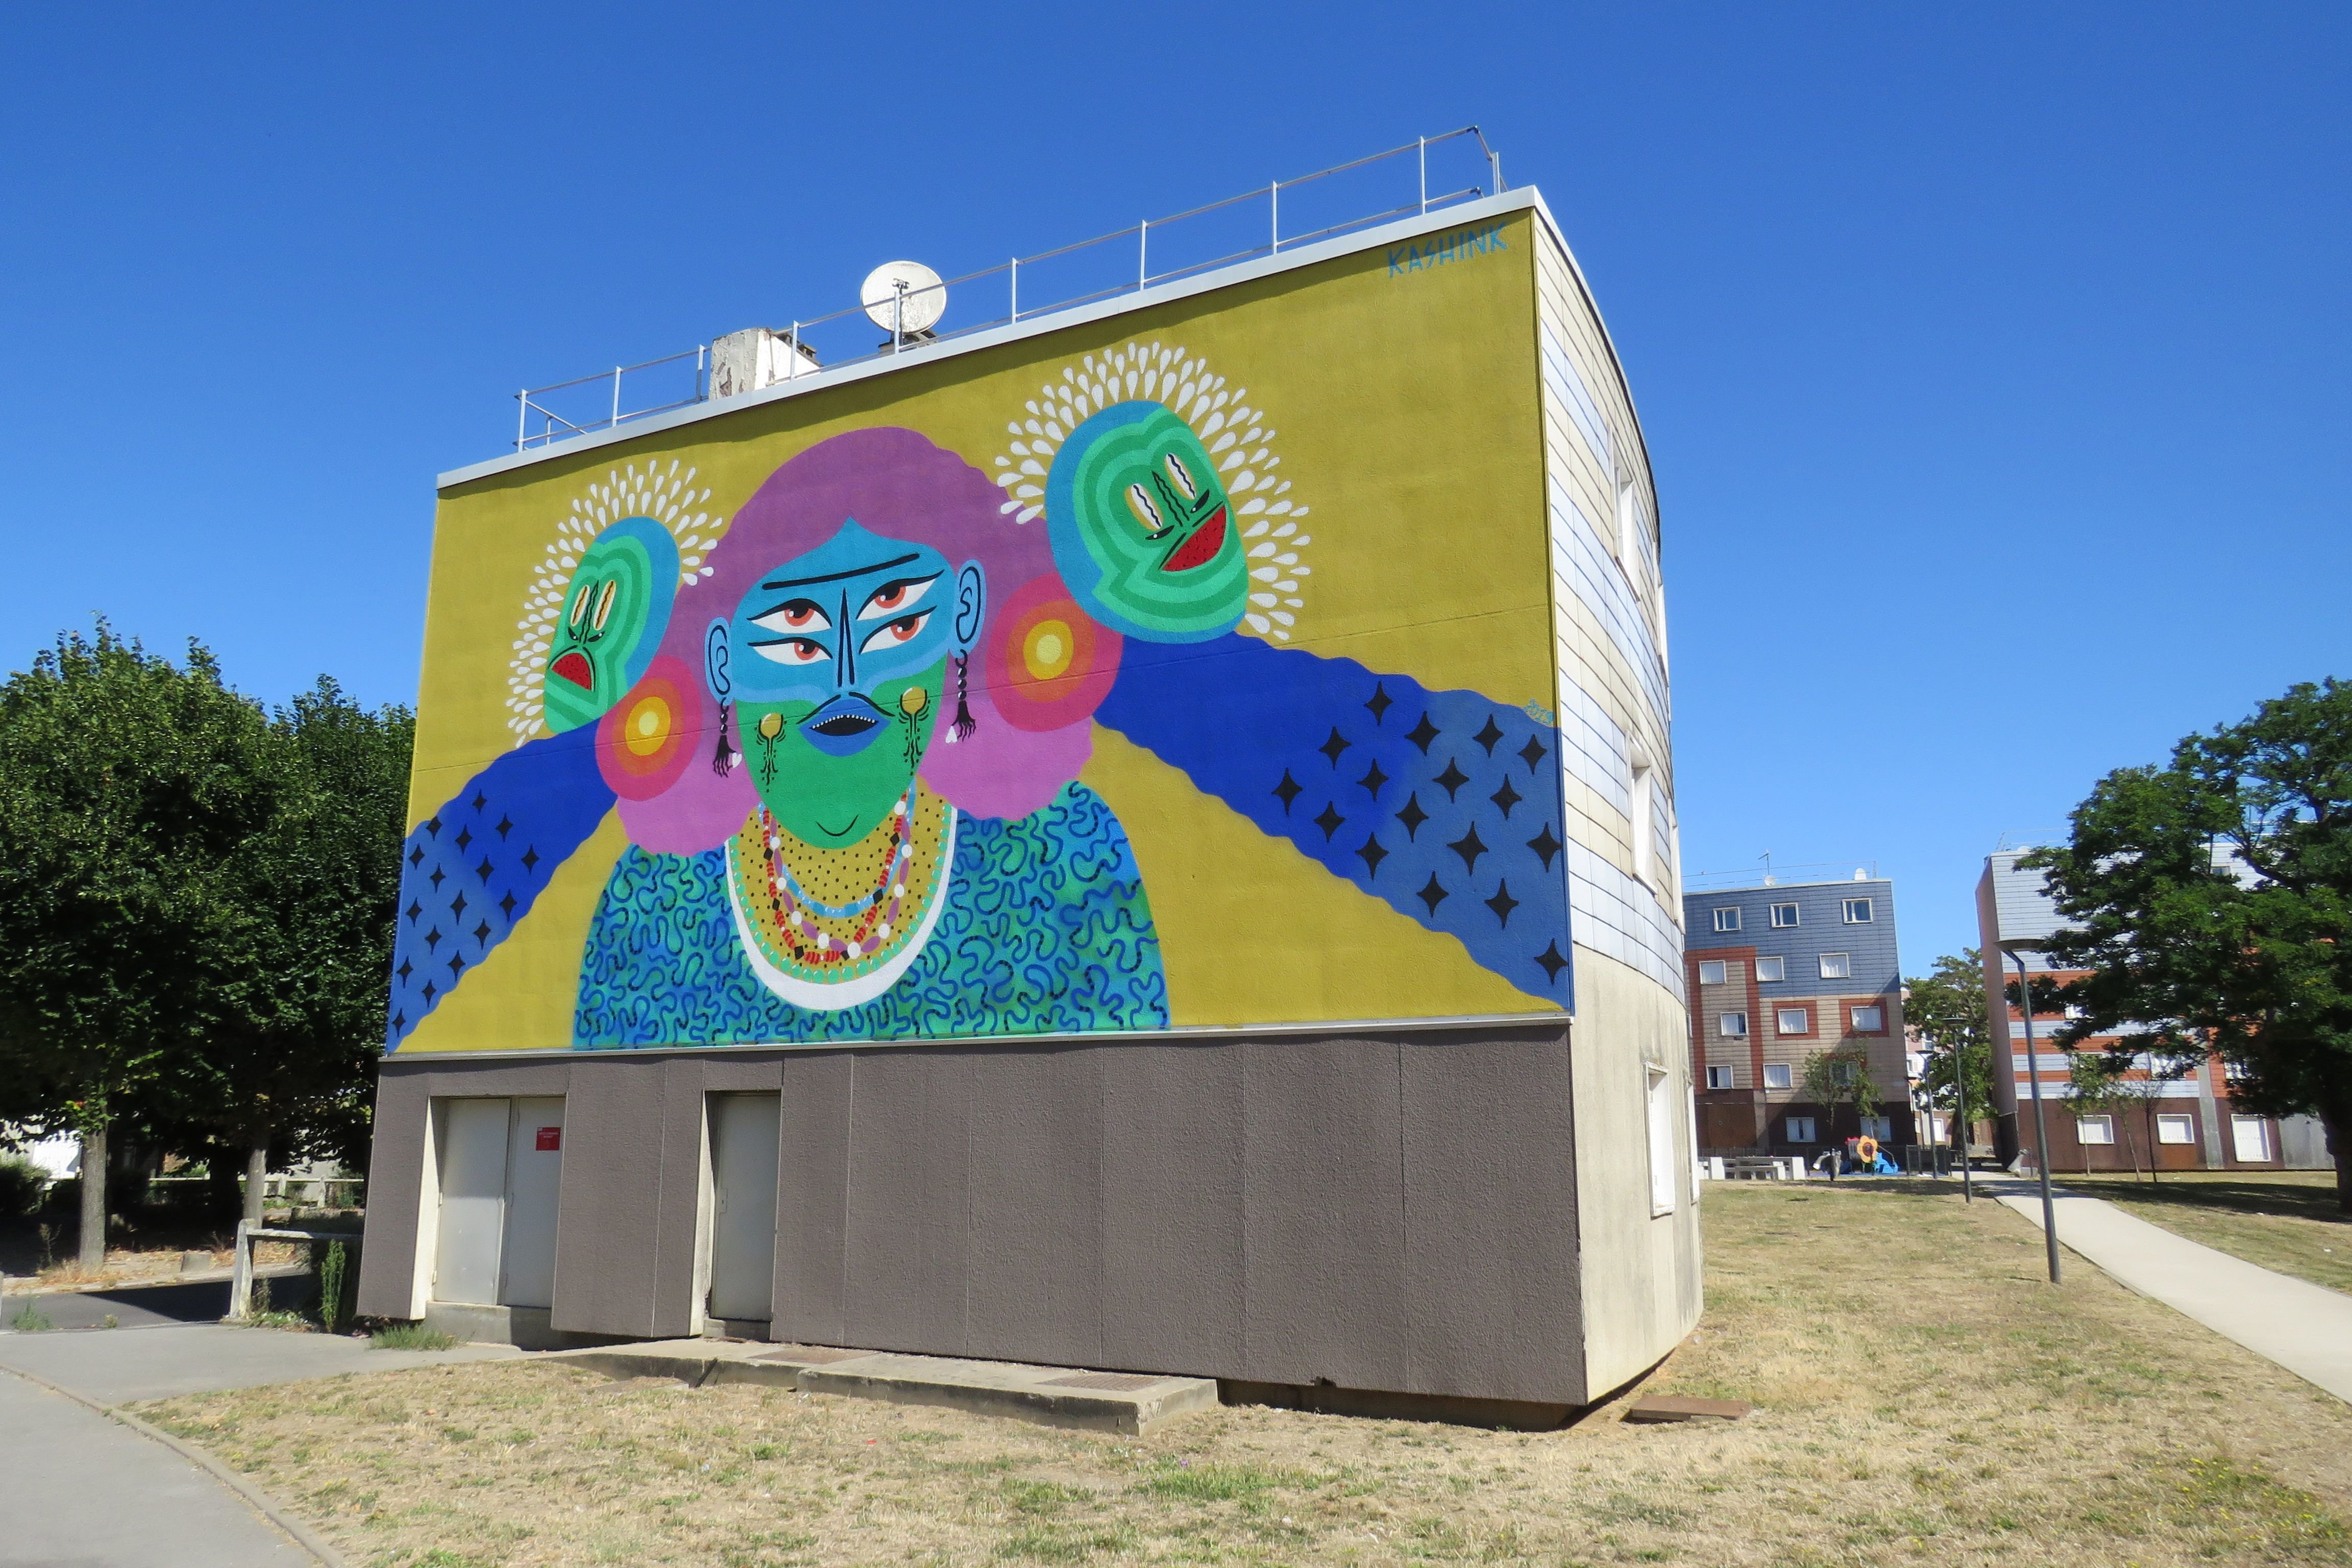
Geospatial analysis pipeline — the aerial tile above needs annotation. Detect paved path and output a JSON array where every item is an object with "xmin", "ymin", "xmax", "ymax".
[
  {"xmin": 0, "ymin": 1319, "xmax": 521, "ymax": 1405},
  {"xmin": 1991, "ymin": 1181, "xmax": 2352, "ymax": 1404}
]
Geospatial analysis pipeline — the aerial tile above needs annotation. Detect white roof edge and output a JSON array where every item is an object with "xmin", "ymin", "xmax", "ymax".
[{"xmin": 439, "ymin": 189, "xmax": 1556, "ymax": 491}]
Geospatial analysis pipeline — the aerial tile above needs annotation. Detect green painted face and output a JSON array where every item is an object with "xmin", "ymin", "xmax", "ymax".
[
  {"xmin": 1046, "ymin": 403, "xmax": 1247, "ymax": 642},
  {"xmin": 544, "ymin": 532, "xmax": 659, "ymax": 732},
  {"xmin": 736, "ymin": 662, "xmax": 946, "ymax": 846}
]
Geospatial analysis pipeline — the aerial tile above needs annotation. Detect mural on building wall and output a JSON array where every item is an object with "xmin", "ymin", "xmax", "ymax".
[{"xmin": 389, "ymin": 334, "xmax": 1572, "ymax": 1052}]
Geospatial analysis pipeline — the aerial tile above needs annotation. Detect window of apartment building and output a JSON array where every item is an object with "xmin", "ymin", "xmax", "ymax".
[
  {"xmin": 1705, "ymin": 1065, "xmax": 1735, "ymax": 1089},
  {"xmin": 2232, "ymin": 1116, "xmax": 2271, "ymax": 1162},
  {"xmin": 1713, "ymin": 906, "xmax": 1741, "ymax": 933},
  {"xmin": 1859, "ymin": 1115, "xmax": 1892, "ymax": 1142},
  {"xmin": 1763, "ymin": 1063, "xmax": 1793, "ymax": 1090},
  {"xmin": 1850, "ymin": 1004, "xmax": 1885, "ymax": 1032},
  {"xmin": 1843, "ymin": 896, "xmax": 1874, "ymax": 923},
  {"xmin": 2224, "ymin": 1059, "xmax": 2252, "ymax": 1083},
  {"xmin": 1719, "ymin": 1011, "xmax": 1749, "ymax": 1037},
  {"xmin": 2077, "ymin": 1115, "xmax": 2115, "ymax": 1145},
  {"xmin": 1819, "ymin": 952, "xmax": 1852, "ymax": 979},
  {"xmin": 1630, "ymin": 750, "xmax": 1657, "ymax": 889},
  {"xmin": 2156, "ymin": 1114, "xmax": 2196, "ymax": 1145},
  {"xmin": 1776, "ymin": 1007, "xmax": 1810, "ymax": 1036},
  {"xmin": 1756, "ymin": 956, "xmax": 1786, "ymax": 982},
  {"xmin": 1698, "ymin": 960, "xmax": 1728, "ymax": 986},
  {"xmin": 1615, "ymin": 473, "xmax": 1640, "ymax": 573},
  {"xmin": 1830, "ymin": 1061, "xmax": 1855, "ymax": 1086},
  {"xmin": 1646, "ymin": 1061, "xmax": 1678, "ymax": 1217},
  {"xmin": 1785, "ymin": 1116, "xmax": 1817, "ymax": 1143},
  {"xmin": 1770, "ymin": 901, "xmax": 1800, "ymax": 928}
]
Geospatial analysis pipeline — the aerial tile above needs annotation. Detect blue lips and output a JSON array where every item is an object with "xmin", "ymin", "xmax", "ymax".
[{"xmin": 800, "ymin": 694, "xmax": 887, "ymax": 757}]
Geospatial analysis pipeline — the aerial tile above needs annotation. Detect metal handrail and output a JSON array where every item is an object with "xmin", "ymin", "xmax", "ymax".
[{"xmin": 513, "ymin": 126, "xmax": 1505, "ymax": 451}]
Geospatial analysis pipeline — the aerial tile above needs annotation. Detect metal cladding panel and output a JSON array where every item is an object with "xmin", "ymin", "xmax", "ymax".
[
  {"xmin": 839, "ymin": 1048, "xmax": 974, "ymax": 1354},
  {"xmin": 549, "ymin": 1055, "xmax": 671, "ymax": 1336},
  {"xmin": 1986, "ymin": 851, "xmax": 2073, "ymax": 959},
  {"xmin": 1683, "ymin": 880, "xmax": 1901, "ymax": 997},
  {"xmin": 1097, "ymin": 1042, "xmax": 1248, "ymax": 1375},
  {"xmin": 647, "ymin": 1056, "xmax": 710, "ymax": 1338},
  {"xmin": 772, "ymin": 1051, "xmax": 853, "ymax": 1343},
  {"xmin": 1399, "ymin": 1032, "xmax": 1583, "ymax": 1403},
  {"xmin": 962, "ymin": 1046, "xmax": 1107, "ymax": 1368},
  {"xmin": 1237, "ymin": 1037, "xmax": 1413, "ymax": 1388},
  {"xmin": 354, "ymin": 1071, "xmax": 432, "ymax": 1317}
]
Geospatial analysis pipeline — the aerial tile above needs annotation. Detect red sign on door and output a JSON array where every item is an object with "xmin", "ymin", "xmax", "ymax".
[{"xmin": 535, "ymin": 1126, "xmax": 561, "ymax": 1152}]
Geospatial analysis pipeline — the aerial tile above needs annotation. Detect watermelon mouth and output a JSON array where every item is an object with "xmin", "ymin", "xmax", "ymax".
[
  {"xmin": 1161, "ymin": 507, "xmax": 1227, "ymax": 574},
  {"xmin": 551, "ymin": 650, "xmax": 594, "ymax": 689}
]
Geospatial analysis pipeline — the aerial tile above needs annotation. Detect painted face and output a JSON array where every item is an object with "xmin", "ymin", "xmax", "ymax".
[
  {"xmin": 709, "ymin": 520, "xmax": 982, "ymax": 846},
  {"xmin": 543, "ymin": 520, "xmax": 674, "ymax": 733},
  {"xmin": 1044, "ymin": 402, "xmax": 1247, "ymax": 643}
]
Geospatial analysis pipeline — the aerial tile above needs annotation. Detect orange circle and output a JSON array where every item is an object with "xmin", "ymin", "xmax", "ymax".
[
  {"xmin": 1023, "ymin": 618, "xmax": 1073, "ymax": 679},
  {"xmin": 623, "ymin": 693, "xmax": 673, "ymax": 756}
]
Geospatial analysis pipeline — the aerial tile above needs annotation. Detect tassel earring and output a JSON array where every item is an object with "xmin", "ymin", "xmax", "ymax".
[
  {"xmin": 950, "ymin": 655, "xmax": 976, "ymax": 743},
  {"xmin": 711, "ymin": 701, "xmax": 737, "ymax": 775}
]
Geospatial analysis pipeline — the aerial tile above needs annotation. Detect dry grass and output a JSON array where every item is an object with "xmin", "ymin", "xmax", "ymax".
[
  {"xmin": 140, "ymin": 1182, "xmax": 2352, "ymax": 1567},
  {"xmin": 2047, "ymin": 1171, "xmax": 2352, "ymax": 1295}
]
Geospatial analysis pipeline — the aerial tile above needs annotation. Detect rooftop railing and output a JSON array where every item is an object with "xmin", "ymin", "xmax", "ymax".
[{"xmin": 513, "ymin": 127, "xmax": 1506, "ymax": 452}]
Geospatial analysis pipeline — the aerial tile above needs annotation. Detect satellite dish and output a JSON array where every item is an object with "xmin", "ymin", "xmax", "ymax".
[{"xmin": 861, "ymin": 261, "xmax": 947, "ymax": 337}]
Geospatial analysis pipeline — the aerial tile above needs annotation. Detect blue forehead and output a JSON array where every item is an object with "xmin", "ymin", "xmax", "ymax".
[{"xmin": 734, "ymin": 519, "xmax": 945, "ymax": 621}]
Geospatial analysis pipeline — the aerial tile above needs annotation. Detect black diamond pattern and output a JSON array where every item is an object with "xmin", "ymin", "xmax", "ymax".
[
  {"xmin": 427, "ymin": 867, "xmax": 445, "ymax": 890},
  {"xmin": 426, "ymin": 817, "xmax": 442, "ymax": 838},
  {"xmin": 471, "ymin": 791, "xmax": 487, "ymax": 812},
  {"xmin": 475, "ymin": 857, "xmax": 493, "ymax": 881},
  {"xmin": 1434, "ymin": 759, "xmax": 1470, "ymax": 800},
  {"xmin": 455, "ymin": 826, "xmax": 473, "ymax": 852},
  {"xmin": 1534, "ymin": 940, "xmax": 1570, "ymax": 983},
  {"xmin": 1449, "ymin": 824, "xmax": 1489, "ymax": 874},
  {"xmin": 1313, "ymin": 801, "xmax": 1346, "ymax": 842},
  {"xmin": 405, "ymin": 900, "xmax": 422, "ymax": 924},
  {"xmin": 422, "ymin": 980, "xmax": 438, "ymax": 1002},
  {"xmin": 396, "ymin": 959, "xmax": 412, "ymax": 982},
  {"xmin": 473, "ymin": 920, "xmax": 491, "ymax": 944},
  {"xmin": 1272, "ymin": 769, "xmax": 1303, "ymax": 814},
  {"xmin": 496, "ymin": 815, "xmax": 513, "ymax": 840},
  {"xmin": 1416, "ymin": 874, "xmax": 1449, "ymax": 915},
  {"xmin": 1396, "ymin": 793, "xmax": 1430, "ymax": 840},
  {"xmin": 1527, "ymin": 824, "xmax": 1562, "ymax": 870},
  {"xmin": 408, "ymin": 844, "xmax": 424, "ymax": 867},
  {"xmin": 1318, "ymin": 727, "xmax": 1351, "ymax": 766},
  {"xmin": 521, "ymin": 846, "xmax": 540, "ymax": 872},
  {"xmin": 499, "ymin": 892, "xmax": 517, "ymax": 918},
  {"xmin": 1485, "ymin": 880, "xmax": 1521, "ymax": 927},
  {"xmin": 448, "ymin": 953, "xmax": 465, "ymax": 977},
  {"xmin": 1356, "ymin": 834, "xmax": 1389, "ymax": 878},
  {"xmin": 1358, "ymin": 760, "xmax": 1389, "ymax": 797},
  {"xmin": 424, "ymin": 926, "xmax": 442, "ymax": 951},
  {"xmin": 449, "ymin": 891, "xmax": 468, "ymax": 920},
  {"xmin": 1489, "ymin": 778, "xmax": 1523, "ymax": 818},
  {"xmin": 1405, "ymin": 714, "xmax": 1440, "ymax": 754},
  {"xmin": 1518, "ymin": 734, "xmax": 1549, "ymax": 773},
  {"xmin": 1474, "ymin": 716, "xmax": 1505, "ymax": 755},
  {"xmin": 1365, "ymin": 683, "xmax": 1393, "ymax": 724}
]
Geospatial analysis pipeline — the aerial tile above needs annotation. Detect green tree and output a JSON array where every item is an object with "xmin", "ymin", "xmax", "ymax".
[
  {"xmin": 2025, "ymin": 677, "xmax": 2352, "ymax": 1212},
  {"xmin": 0, "ymin": 626, "xmax": 280, "ymax": 1267},
  {"xmin": 1906, "ymin": 949, "xmax": 1993, "ymax": 1156},
  {"xmin": 1800, "ymin": 1046, "xmax": 1880, "ymax": 1168}
]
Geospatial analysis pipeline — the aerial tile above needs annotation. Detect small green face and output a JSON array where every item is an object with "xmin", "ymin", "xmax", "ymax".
[
  {"xmin": 737, "ymin": 661, "xmax": 945, "ymax": 846},
  {"xmin": 1046, "ymin": 402, "xmax": 1247, "ymax": 642},
  {"xmin": 544, "ymin": 532, "xmax": 658, "ymax": 732}
]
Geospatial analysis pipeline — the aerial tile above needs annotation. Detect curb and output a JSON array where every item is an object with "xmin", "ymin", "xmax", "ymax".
[{"xmin": 0, "ymin": 1362, "xmax": 347, "ymax": 1567}]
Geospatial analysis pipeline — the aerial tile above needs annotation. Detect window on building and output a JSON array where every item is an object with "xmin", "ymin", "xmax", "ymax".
[
  {"xmin": 1756, "ymin": 956, "xmax": 1786, "ymax": 982},
  {"xmin": 1646, "ymin": 1062, "xmax": 1678, "ymax": 1216},
  {"xmin": 1859, "ymin": 1115, "xmax": 1892, "ymax": 1142},
  {"xmin": 1615, "ymin": 474, "xmax": 1640, "ymax": 571},
  {"xmin": 1630, "ymin": 753, "xmax": 1656, "ymax": 888},
  {"xmin": 1830, "ymin": 1061, "xmax": 1855, "ymax": 1086},
  {"xmin": 1770, "ymin": 901, "xmax": 1800, "ymax": 928},
  {"xmin": 1698, "ymin": 960, "xmax": 1727, "ymax": 986},
  {"xmin": 1719, "ymin": 1011, "xmax": 1749, "ymax": 1037},
  {"xmin": 1763, "ymin": 1063, "xmax": 1793, "ymax": 1090},
  {"xmin": 1713, "ymin": 906, "xmax": 1742, "ymax": 933},
  {"xmin": 1776, "ymin": 1007, "xmax": 1810, "ymax": 1036},
  {"xmin": 2232, "ymin": 1116, "xmax": 2271, "ymax": 1162},
  {"xmin": 2156, "ymin": 1114, "xmax": 2196, "ymax": 1145},
  {"xmin": 2077, "ymin": 1115, "xmax": 2115, "ymax": 1145},
  {"xmin": 1784, "ymin": 1116, "xmax": 1817, "ymax": 1144},
  {"xmin": 1928, "ymin": 1114, "xmax": 1951, "ymax": 1143},
  {"xmin": 1843, "ymin": 897, "xmax": 1874, "ymax": 923},
  {"xmin": 1850, "ymin": 1005, "xmax": 1885, "ymax": 1033},
  {"xmin": 1820, "ymin": 952, "xmax": 1852, "ymax": 979},
  {"xmin": 2224, "ymin": 1060, "xmax": 2252, "ymax": 1083},
  {"xmin": 1706, "ymin": 1065, "xmax": 1735, "ymax": 1090}
]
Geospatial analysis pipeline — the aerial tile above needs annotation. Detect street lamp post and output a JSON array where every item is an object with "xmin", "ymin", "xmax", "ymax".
[{"xmin": 2005, "ymin": 946, "xmax": 2062, "ymax": 1284}]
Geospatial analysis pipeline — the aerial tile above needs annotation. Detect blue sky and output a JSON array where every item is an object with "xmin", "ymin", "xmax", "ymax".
[{"xmin": 3, "ymin": 4, "xmax": 2344, "ymax": 969}]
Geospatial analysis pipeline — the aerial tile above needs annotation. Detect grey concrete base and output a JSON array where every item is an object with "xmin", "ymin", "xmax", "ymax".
[
  {"xmin": 1222, "ymin": 1378, "xmax": 1577, "ymax": 1431},
  {"xmin": 543, "ymin": 1338, "xmax": 1217, "ymax": 1434},
  {"xmin": 421, "ymin": 1302, "xmax": 607, "ymax": 1351}
]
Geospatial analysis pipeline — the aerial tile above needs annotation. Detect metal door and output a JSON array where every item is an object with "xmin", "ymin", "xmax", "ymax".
[
  {"xmin": 431, "ymin": 1098, "xmax": 510, "ymax": 1306},
  {"xmin": 707, "ymin": 1093, "xmax": 781, "ymax": 1322},
  {"xmin": 499, "ymin": 1097, "xmax": 566, "ymax": 1309},
  {"xmin": 2231, "ymin": 1116, "xmax": 2270, "ymax": 1163}
]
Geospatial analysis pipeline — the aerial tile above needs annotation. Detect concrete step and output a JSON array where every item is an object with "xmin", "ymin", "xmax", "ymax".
[{"xmin": 541, "ymin": 1339, "xmax": 1216, "ymax": 1434}]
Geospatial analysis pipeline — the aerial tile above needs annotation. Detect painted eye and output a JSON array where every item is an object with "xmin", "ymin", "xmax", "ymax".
[
  {"xmin": 568, "ymin": 582, "xmax": 593, "ymax": 629},
  {"xmin": 750, "ymin": 638, "xmax": 830, "ymax": 667},
  {"xmin": 1164, "ymin": 452, "xmax": 1197, "ymax": 502},
  {"xmin": 750, "ymin": 599, "xmax": 830, "ymax": 635},
  {"xmin": 859, "ymin": 576, "xmax": 936, "ymax": 620},
  {"xmin": 859, "ymin": 610, "xmax": 932, "ymax": 653},
  {"xmin": 591, "ymin": 579, "xmax": 618, "ymax": 632},
  {"xmin": 1125, "ymin": 483, "xmax": 1164, "ymax": 535}
]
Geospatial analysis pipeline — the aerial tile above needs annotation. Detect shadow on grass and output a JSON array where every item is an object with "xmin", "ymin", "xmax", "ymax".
[{"xmin": 2056, "ymin": 1175, "xmax": 2350, "ymax": 1226}]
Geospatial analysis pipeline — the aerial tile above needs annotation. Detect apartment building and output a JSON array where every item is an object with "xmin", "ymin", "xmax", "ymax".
[
  {"xmin": 1974, "ymin": 850, "xmax": 2328, "ymax": 1172},
  {"xmin": 1683, "ymin": 876, "xmax": 1909, "ymax": 1156}
]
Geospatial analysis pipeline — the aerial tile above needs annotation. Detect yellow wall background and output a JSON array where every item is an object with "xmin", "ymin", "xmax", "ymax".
[{"xmin": 403, "ymin": 212, "xmax": 1551, "ymax": 1051}]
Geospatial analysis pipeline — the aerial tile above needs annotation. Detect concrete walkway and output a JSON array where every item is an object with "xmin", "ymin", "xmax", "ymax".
[{"xmin": 1991, "ymin": 1181, "xmax": 2352, "ymax": 1404}]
